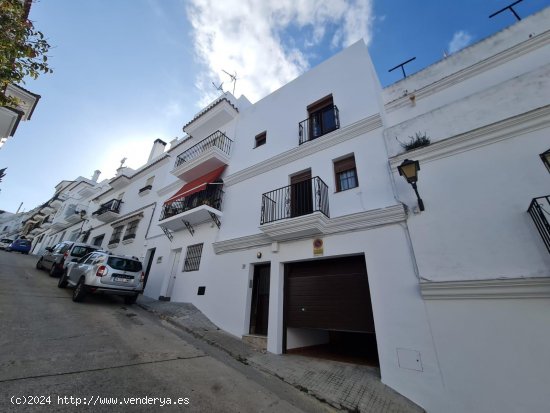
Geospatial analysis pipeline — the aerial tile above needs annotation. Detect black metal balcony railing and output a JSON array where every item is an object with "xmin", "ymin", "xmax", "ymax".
[
  {"xmin": 108, "ymin": 238, "xmax": 121, "ymax": 245},
  {"xmin": 174, "ymin": 131, "xmax": 233, "ymax": 169},
  {"xmin": 160, "ymin": 184, "xmax": 224, "ymax": 221},
  {"xmin": 123, "ymin": 233, "xmax": 136, "ymax": 241},
  {"xmin": 528, "ymin": 196, "xmax": 550, "ymax": 253},
  {"xmin": 260, "ymin": 177, "xmax": 329, "ymax": 225},
  {"xmin": 92, "ymin": 199, "xmax": 122, "ymax": 216},
  {"xmin": 298, "ymin": 105, "xmax": 340, "ymax": 145}
]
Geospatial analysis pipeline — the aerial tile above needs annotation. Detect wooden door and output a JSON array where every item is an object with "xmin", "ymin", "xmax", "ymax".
[
  {"xmin": 290, "ymin": 170, "xmax": 313, "ymax": 218},
  {"xmin": 249, "ymin": 264, "xmax": 271, "ymax": 336}
]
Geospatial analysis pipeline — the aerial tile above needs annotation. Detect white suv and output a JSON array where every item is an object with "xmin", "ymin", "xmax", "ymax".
[{"xmin": 58, "ymin": 251, "xmax": 144, "ymax": 304}]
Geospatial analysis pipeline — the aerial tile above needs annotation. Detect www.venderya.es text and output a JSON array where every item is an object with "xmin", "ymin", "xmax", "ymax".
[{"xmin": 10, "ymin": 395, "xmax": 190, "ymax": 407}]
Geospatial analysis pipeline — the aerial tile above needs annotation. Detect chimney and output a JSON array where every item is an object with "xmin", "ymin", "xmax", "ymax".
[
  {"xmin": 116, "ymin": 166, "xmax": 130, "ymax": 177},
  {"xmin": 148, "ymin": 139, "xmax": 167, "ymax": 162},
  {"xmin": 91, "ymin": 170, "xmax": 101, "ymax": 182},
  {"xmin": 169, "ymin": 137, "xmax": 179, "ymax": 149}
]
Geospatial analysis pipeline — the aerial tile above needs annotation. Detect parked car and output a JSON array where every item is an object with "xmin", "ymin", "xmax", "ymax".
[
  {"xmin": 7, "ymin": 238, "xmax": 32, "ymax": 254},
  {"xmin": 0, "ymin": 238, "xmax": 14, "ymax": 250},
  {"xmin": 58, "ymin": 251, "xmax": 144, "ymax": 304},
  {"xmin": 36, "ymin": 241, "xmax": 98, "ymax": 277}
]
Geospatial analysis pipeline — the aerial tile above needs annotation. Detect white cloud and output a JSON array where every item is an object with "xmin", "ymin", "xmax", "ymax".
[
  {"xmin": 186, "ymin": 0, "xmax": 374, "ymax": 104},
  {"xmin": 448, "ymin": 30, "xmax": 473, "ymax": 54}
]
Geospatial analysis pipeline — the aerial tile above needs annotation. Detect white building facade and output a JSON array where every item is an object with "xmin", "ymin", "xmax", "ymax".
[{"xmin": 9, "ymin": 8, "xmax": 550, "ymax": 412}]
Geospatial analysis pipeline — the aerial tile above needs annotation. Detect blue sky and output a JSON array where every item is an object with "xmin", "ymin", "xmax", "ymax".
[{"xmin": 0, "ymin": 0, "xmax": 548, "ymax": 213}]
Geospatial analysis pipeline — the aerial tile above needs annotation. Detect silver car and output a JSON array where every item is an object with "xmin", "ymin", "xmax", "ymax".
[
  {"xmin": 58, "ymin": 251, "xmax": 144, "ymax": 304},
  {"xmin": 37, "ymin": 241, "xmax": 98, "ymax": 276},
  {"xmin": 0, "ymin": 238, "xmax": 14, "ymax": 250}
]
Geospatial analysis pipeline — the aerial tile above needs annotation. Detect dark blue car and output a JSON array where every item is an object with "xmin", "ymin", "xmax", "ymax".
[{"xmin": 7, "ymin": 238, "xmax": 32, "ymax": 254}]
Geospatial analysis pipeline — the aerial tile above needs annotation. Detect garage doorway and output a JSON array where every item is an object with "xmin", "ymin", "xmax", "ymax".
[
  {"xmin": 284, "ymin": 255, "xmax": 379, "ymax": 366},
  {"xmin": 249, "ymin": 264, "xmax": 271, "ymax": 336}
]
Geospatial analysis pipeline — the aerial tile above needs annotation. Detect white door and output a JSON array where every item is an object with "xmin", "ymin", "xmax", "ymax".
[{"xmin": 165, "ymin": 249, "xmax": 181, "ymax": 299}]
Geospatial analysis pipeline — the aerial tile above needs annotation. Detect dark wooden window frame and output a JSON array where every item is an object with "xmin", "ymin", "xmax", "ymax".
[
  {"xmin": 334, "ymin": 154, "xmax": 358, "ymax": 192},
  {"xmin": 254, "ymin": 131, "xmax": 267, "ymax": 148}
]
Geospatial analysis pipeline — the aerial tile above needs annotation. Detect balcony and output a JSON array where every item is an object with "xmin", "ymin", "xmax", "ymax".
[
  {"xmin": 41, "ymin": 218, "xmax": 53, "ymax": 229},
  {"xmin": 92, "ymin": 199, "xmax": 122, "ymax": 223},
  {"xmin": 29, "ymin": 227, "xmax": 43, "ymax": 236},
  {"xmin": 64, "ymin": 204, "xmax": 87, "ymax": 225},
  {"xmin": 49, "ymin": 194, "xmax": 68, "ymax": 209},
  {"xmin": 260, "ymin": 177, "xmax": 330, "ymax": 240},
  {"xmin": 159, "ymin": 184, "xmax": 224, "ymax": 232},
  {"xmin": 298, "ymin": 105, "xmax": 339, "ymax": 145},
  {"xmin": 528, "ymin": 196, "xmax": 550, "ymax": 254},
  {"xmin": 171, "ymin": 131, "xmax": 232, "ymax": 182}
]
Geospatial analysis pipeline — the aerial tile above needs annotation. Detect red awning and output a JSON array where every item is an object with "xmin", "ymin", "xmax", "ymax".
[{"xmin": 165, "ymin": 165, "xmax": 226, "ymax": 205}]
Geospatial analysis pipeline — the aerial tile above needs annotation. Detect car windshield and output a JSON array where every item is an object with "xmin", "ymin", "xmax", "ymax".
[
  {"xmin": 1, "ymin": 239, "xmax": 12, "ymax": 243},
  {"xmin": 107, "ymin": 257, "xmax": 142, "ymax": 272},
  {"xmin": 71, "ymin": 246, "xmax": 96, "ymax": 258},
  {"xmin": 18, "ymin": 240, "xmax": 31, "ymax": 246}
]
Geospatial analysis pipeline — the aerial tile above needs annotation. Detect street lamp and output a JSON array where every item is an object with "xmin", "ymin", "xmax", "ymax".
[
  {"xmin": 539, "ymin": 148, "xmax": 550, "ymax": 173},
  {"xmin": 398, "ymin": 159, "xmax": 425, "ymax": 211}
]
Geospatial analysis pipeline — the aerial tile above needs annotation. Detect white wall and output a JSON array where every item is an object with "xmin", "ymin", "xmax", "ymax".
[
  {"xmin": 425, "ymin": 298, "xmax": 550, "ymax": 413},
  {"xmin": 395, "ymin": 120, "xmax": 550, "ymax": 282}
]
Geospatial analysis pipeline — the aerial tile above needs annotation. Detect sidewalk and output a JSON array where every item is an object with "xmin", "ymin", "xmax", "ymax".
[{"xmin": 137, "ymin": 296, "xmax": 424, "ymax": 413}]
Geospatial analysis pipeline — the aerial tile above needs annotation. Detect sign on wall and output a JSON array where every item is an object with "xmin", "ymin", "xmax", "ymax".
[{"xmin": 313, "ymin": 238, "xmax": 324, "ymax": 256}]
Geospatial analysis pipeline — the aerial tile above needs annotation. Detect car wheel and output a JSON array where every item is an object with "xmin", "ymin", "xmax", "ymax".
[
  {"xmin": 124, "ymin": 293, "xmax": 139, "ymax": 305},
  {"xmin": 49, "ymin": 264, "xmax": 59, "ymax": 277},
  {"xmin": 58, "ymin": 269, "xmax": 69, "ymax": 289},
  {"xmin": 36, "ymin": 258, "xmax": 43, "ymax": 270},
  {"xmin": 72, "ymin": 277, "xmax": 86, "ymax": 302}
]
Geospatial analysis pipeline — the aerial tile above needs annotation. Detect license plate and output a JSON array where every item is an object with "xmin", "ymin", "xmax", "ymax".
[{"xmin": 115, "ymin": 277, "xmax": 129, "ymax": 283}]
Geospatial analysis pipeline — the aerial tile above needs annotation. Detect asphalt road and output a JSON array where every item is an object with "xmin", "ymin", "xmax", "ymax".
[{"xmin": 0, "ymin": 251, "xmax": 332, "ymax": 413}]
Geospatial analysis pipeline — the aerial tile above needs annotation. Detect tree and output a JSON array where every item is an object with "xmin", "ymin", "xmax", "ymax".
[{"xmin": 0, "ymin": 0, "xmax": 52, "ymax": 107}]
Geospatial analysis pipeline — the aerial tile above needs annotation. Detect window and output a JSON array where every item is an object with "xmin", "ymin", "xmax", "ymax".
[
  {"xmin": 109, "ymin": 225, "xmax": 124, "ymax": 245},
  {"xmin": 81, "ymin": 230, "xmax": 91, "ymax": 243},
  {"xmin": 84, "ymin": 253, "xmax": 99, "ymax": 265},
  {"xmin": 307, "ymin": 94, "xmax": 338, "ymax": 140},
  {"xmin": 183, "ymin": 243, "xmax": 204, "ymax": 272},
  {"xmin": 254, "ymin": 131, "xmax": 266, "ymax": 148},
  {"xmin": 107, "ymin": 257, "xmax": 142, "ymax": 272},
  {"xmin": 334, "ymin": 155, "xmax": 358, "ymax": 192},
  {"xmin": 123, "ymin": 220, "xmax": 139, "ymax": 241},
  {"xmin": 54, "ymin": 242, "xmax": 71, "ymax": 254},
  {"xmin": 92, "ymin": 234, "xmax": 105, "ymax": 247},
  {"xmin": 139, "ymin": 177, "xmax": 154, "ymax": 194},
  {"xmin": 71, "ymin": 245, "xmax": 96, "ymax": 258},
  {"xmin": 69, "ymin": 230, "xmax": 79, "ymax": 241}
]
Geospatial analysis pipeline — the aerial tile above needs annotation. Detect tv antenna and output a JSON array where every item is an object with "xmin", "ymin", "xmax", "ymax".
[
  {"xmin": 388, "ymin": 57, "xmax": 416, "ymax": 79},
  {"xmin": 489, "ymin": 0, "xmax": 523, "ymax": 21},
  {"xmin": 119, "ymin": 157, "xmax": 127, "ymax": 168},
  {"xmin": 222, "ymin": 69, "xmax": 238, "ymax": 95},
  {"xmin": 212, "ymin": 81, "xmax": 224, "ymax": 93}
]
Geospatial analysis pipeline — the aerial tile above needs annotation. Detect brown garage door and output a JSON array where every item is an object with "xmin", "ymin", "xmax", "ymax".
[{"xmin": 285, "ymin": 255, "xmax": 375, "ymax": 333}]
